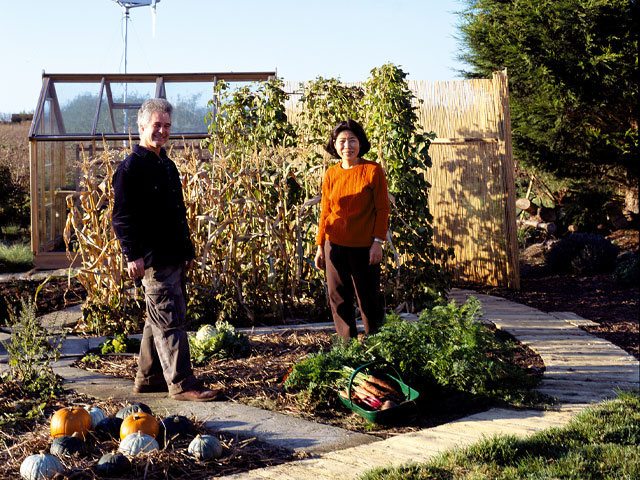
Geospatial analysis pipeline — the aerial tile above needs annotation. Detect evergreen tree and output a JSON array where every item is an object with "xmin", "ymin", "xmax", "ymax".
[{"xmin": 457, "ymin": 0, "xmax": 638, "ymax": 212}]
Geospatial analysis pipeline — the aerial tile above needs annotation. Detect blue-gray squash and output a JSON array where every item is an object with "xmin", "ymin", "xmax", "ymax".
[{"xmin": 96, "ymin": 452, "xmax": 131, "ymax": 476}]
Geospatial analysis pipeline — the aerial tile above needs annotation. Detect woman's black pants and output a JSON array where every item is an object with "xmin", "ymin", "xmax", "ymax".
[{"xmin": 324, "ymin": 241, "xmax": 383, "ymax": 339}]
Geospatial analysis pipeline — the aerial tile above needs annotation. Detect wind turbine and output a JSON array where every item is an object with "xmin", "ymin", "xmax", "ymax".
[{"xmin": 111, "ymin": 1, "xmax": 160, "ymax": 131}]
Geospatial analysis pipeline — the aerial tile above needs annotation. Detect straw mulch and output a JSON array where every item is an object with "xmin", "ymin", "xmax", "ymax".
[
  {"xmin": 0, "ymin": 387, "xmax": 307, "ymax": 480},
  {"xmin": 80, "ymin": 330, "xmax": 335, "ymax": 416}
]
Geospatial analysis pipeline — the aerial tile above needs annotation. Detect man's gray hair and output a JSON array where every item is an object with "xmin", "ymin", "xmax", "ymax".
[{"xmin": 138, "ymin": 98, "xmax": 173, "ymax": 127}]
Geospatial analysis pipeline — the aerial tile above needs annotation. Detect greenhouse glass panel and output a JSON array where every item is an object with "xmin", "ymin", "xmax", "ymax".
[
  {"xmin": 103, "ymin": 81, "xmax": 157, "ymax": 134},
  {"xmin": 164, "ymin": 82, "xmax": 213, "ymax": 133},
  {"xmin": 29, "ymin": 72, "xmax": 276, "ymax": 268},
  {"xmin": 54, "ymin": 82, "xmax": 102, "ymax": 134}
]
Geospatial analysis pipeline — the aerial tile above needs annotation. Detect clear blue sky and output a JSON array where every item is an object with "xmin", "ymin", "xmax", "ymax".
[{"xmin": 0, "ymin": 0, "xmax": 468, "ymax": 114}]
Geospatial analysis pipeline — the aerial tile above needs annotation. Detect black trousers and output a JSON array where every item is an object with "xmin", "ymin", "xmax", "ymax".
[{"xmin": 324, "ymin": 241, "xmax": 384, "ymax": 339}]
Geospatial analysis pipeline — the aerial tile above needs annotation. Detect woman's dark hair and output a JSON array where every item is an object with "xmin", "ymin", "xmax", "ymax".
[{"xmin": 324, "ymin": 119, "xmax": 371, "ymax": 159}]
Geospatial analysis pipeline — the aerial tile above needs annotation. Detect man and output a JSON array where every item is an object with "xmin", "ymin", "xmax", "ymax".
[{"xmin": 112, "ymin": 98, "xmax": 221, "ymax": 402}]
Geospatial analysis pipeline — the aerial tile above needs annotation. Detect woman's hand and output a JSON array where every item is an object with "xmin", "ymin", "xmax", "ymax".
[
  {"xmin": 314, "ymin": 246, "xmax": 325, "ymax": 270},
  {"xmin": 369, "ymin": 242, "xmax": 383, "ymax": 265}
]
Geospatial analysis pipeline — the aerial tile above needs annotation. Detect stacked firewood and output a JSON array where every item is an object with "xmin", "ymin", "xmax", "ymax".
[{"xmin": 516, "ymin": 198, "xmax": 558, "ymax": 233}]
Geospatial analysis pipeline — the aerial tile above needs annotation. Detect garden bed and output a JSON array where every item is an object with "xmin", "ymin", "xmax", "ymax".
[{"xmin": 74, "ymin": 328, "xmax": 546, "ymax": 438}]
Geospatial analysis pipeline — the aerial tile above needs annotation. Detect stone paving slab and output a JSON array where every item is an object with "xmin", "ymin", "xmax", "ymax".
[{"xmin": 52, "ymin": 363, "xmax": 376, "ymax": 454}]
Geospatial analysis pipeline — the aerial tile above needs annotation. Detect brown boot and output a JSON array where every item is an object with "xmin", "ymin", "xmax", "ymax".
[{"xmin": 171, "ymin": 387, "xmax": 223, "ymax": 402}]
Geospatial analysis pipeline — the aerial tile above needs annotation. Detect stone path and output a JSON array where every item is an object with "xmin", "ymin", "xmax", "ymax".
[{"xmin": 1, "ymin": 287, "xmax": 638, "ymax": 480}]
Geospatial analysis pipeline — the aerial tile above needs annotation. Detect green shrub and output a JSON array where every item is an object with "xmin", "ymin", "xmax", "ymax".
[
  {"xmin": 613, "ymin": 253, "xmax": 640, "ymax": 286},
  {"xmin": 0, "ymin": 241, "xmax": 33, "ymax": 273},
  {"xmin": 558, "ymin": 186, "xmax": 616, "ymax": 233},
  {"xmin": 0, "ymin": 163, "xmax": 30, "ymax": 235},
  {"xmin": 545, "ymin": 233, "xmax": 619, "ymax": 274}
]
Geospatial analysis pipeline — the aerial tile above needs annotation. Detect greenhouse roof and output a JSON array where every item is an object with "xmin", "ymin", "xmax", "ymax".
[{"xmin": 29, "ymin": 72, "xmax": 276, "ymax": 141}]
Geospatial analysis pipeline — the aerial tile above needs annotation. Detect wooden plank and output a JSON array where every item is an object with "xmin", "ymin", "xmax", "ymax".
[{"xmin": 549, "ymin": 312, "xmax": 600, "ymax": 327}]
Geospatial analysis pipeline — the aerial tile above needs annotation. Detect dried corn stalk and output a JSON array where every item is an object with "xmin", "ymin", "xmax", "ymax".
[{"xmin": 66, "ymin": 142, "xmax": 327, "ymax": 331}]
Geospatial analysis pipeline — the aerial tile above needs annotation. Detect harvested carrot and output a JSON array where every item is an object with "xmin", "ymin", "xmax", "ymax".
[
  {"xmin": 368, "ymin": 375, "xmax": 403, "ymax": 398},
  {"xmin": 360, "ymin": 380, "xmax": 388, "ymax": 399}
]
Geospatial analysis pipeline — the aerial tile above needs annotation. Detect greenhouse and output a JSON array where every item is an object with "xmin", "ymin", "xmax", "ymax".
[{"xmin": 28, "ymin": 71, "xmax": 275, "ymax": 268}]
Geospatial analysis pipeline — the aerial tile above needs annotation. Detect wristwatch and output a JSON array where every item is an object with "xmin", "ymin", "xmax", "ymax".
[{"xmin": 373, "ymin": 237, "xmax": 384, "ymax": 244}]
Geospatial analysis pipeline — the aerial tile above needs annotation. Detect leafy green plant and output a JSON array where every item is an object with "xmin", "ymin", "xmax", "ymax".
[
  {"xmin": 0, "ymin": 160, "xmax": 30, "ymax": 236},
  {"xmin": 188, "ymin": 321, "xmax": 251, "ymax": 365},
  {"xmin": 283, "ymin": 336, "xmax": 374, "ymax": 406},
  {"xmin": 82, "ymin": 295, "xmax": 145, "ymax": 336},
  {"xmin": 204, "ymin": 78, "xmax": 296, "ymax": 160},
  {"xmin": 0, "ymin": 240, "xmax": 33, "ymax": 273},
  {"xmin": 285, "ymin": 298, "xmax": 537, "ymax": 409},
  {"xmin": 296, "ymin": 77, "xmax": 364, "ymax": 148},
  {"xmin": 363, "ymin": 63, "xmax": 453, "ymax": 310},
  {"xmin": 80, "ymin": 353, "xmax": 100, "ymax": 363},
  {"xmin": 99, "ymin": 333, "xmax": 141, "ymax": 354},
  {"xmin": 0, "ymin": 298, "xmax": 64, "ymax": 399}
]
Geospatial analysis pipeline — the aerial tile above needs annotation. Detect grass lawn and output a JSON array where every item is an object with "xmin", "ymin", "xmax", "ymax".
[
  {"xmin": 360, "ymin": 390, "xmax": 639, "ymax": 480},
  {"xmin": 0, "ymin": 240, "xmax": 32, "ymax": 273}
]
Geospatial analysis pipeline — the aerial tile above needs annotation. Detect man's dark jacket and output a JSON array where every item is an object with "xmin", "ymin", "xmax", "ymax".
[{"xmin": 112, "ymin": 145, "xmax": 195, "ymax": 268}]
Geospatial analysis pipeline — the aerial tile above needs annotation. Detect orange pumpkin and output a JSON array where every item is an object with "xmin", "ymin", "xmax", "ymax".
[
  {"xmin": 120, "ymin": 412, "xmax": 159, "ymax": 440},
  {"xmin": 50, "ymin": 407, "xmax": 91, "ymax": 439}
]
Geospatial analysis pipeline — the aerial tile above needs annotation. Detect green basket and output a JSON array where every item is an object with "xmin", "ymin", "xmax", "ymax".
[{"xmin": 338, "ymin": 361, "xmax": 420, "ymax": 424}]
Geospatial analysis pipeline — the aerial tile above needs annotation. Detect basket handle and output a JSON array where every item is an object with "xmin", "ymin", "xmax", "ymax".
[{"xmin": 346, "ymin": 360, "xmax": 413, "ymax": 406}]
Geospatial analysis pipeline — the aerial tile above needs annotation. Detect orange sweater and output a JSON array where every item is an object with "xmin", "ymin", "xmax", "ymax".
[{"xmin": 316, "ymin": 159, "xmax": 390, "ymax": 247}]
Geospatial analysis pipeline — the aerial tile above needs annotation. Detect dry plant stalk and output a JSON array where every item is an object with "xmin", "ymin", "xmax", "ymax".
[
  {"xmin": 64, "ymin": 145, "xmax": 138, "ymax": 333},
  {"xmin": 180, "ymin": 143, "xmax": 325, "ymax": 322},
  {"xmin": 65, "ymin": 142, "xmax": 326, "ymax": 331}
]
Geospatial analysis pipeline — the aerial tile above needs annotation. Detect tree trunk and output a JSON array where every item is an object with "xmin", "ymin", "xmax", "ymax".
[
  {"xmin": 516, "ymin": 218, "xmax": 557, "ymax": 233},
  {"xmin": 538, "ymin": 206, "xmax": 556, "ymax": 223},
  {"xmin": 624, "ymin": 182, "xmax": 639, "ymax": 220},
  {"xmin": 516, "ymin": 198, "xmax": 537, "ymax": 215}
]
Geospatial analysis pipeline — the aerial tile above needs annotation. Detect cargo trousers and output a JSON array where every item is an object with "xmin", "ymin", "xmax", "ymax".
[
  {"xmin": 324, "ymin": 241, "xmax": 384, "ymax": 340},
  {"xmin": 135, "ymin": 265, "xmax": 198, "ymax": 395}
]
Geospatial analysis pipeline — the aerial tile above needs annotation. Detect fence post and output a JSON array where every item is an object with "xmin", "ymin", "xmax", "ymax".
[{"xmin": 492, "ymin": 69, "xmax": 520, "ymax": 289}]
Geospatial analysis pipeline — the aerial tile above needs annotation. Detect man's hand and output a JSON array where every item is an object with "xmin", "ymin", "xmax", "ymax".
[
  {"xmin": 369, "ymin": 242, "xmax": 383, "ymax": 265},
  {"xmin": 127, "ymin": 258, "xmax": 145, "ymax": 278}
]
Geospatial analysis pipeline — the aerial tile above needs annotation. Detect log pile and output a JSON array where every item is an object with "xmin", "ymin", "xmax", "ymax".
[{"xmin": 516, "ymin": 198, "xmax": 557, "ymax": 233}]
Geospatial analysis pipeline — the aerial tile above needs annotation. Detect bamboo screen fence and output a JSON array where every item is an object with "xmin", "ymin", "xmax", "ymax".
[{"xmin": 284, "ymin": 70, "xmax": 519, "ymax": 288}]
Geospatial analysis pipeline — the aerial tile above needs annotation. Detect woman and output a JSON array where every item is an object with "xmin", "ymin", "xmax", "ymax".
[{"xmin": 315, "ymin": 119, "xmax": 390, "ymax": 340}]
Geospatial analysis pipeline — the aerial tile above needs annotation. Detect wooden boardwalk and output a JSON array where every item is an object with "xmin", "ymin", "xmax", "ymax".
[{"xmin": 226, "ymin": 289, "xmax": 639, "ymax": 480}]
